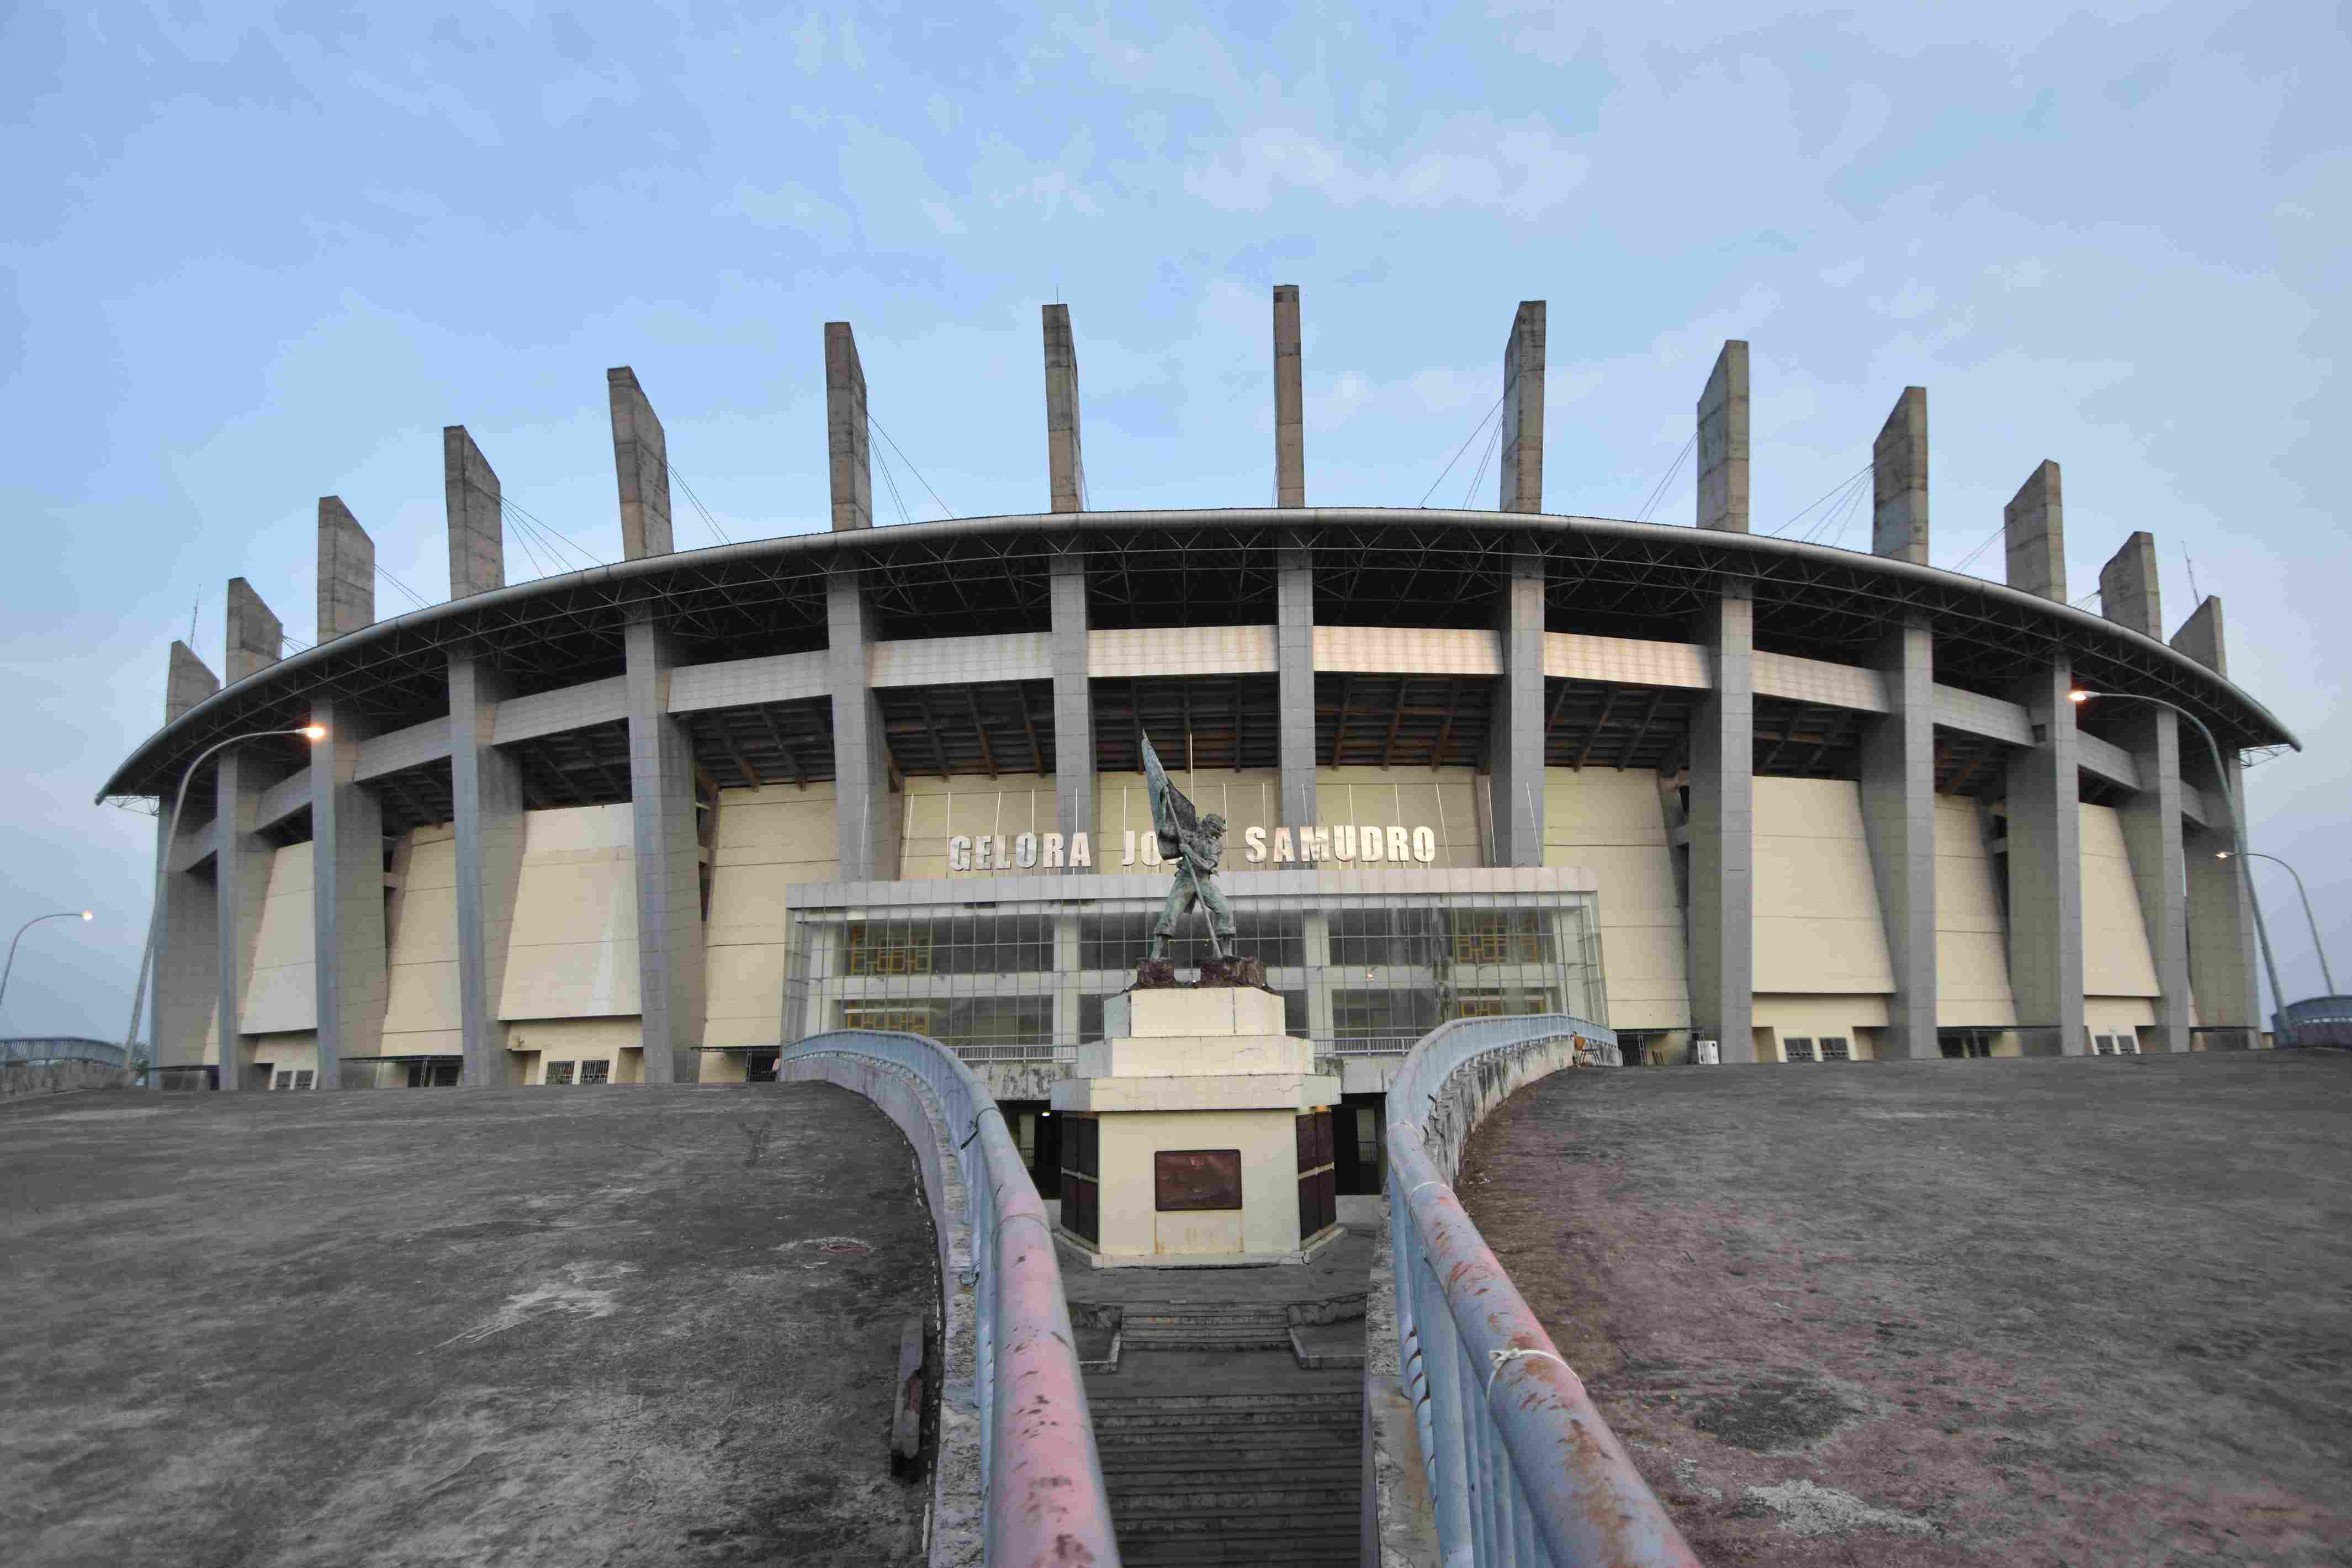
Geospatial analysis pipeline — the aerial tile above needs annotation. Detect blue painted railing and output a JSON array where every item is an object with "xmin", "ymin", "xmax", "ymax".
[
  {"xmin": 779, "ymin": 1029, "xmax": 1119, "ymax": 1568},
  {"xmin": 1384, "ymin": 1015, "xmax": 1701, "ymax": 1567}
]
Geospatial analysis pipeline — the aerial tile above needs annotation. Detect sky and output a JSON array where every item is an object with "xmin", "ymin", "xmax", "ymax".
[{"xmin": 2, "ymin": 0, "xmax": 2345, "ymax": 1043}]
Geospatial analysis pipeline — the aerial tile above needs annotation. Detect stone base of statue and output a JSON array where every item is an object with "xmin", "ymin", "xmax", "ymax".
[
  {"xmin": 1132, "ymin": 956, "xmax": 1268, "ymax": 989},
  {"xmin": 1052, "ymin": 985, "xmax": 1343, "ymax": 1268}
]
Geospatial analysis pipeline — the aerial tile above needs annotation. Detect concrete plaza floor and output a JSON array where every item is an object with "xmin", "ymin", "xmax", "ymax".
[
  {"xmin": 1461, "ymin": 1052, "xmax": 2352, "ymax": 1567},
  {"xmin": 0, "ymin": 1082, "xmax": 937, "ymax": 1567}
]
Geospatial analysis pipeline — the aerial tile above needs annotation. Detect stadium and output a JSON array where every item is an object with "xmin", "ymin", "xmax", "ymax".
[{"xmin": 97, "ymin": 290, "xmax": 2298, "ymax": 1177}]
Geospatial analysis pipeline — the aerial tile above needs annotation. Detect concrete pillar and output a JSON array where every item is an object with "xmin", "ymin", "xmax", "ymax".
[
  {"xmin": 608, "ymin": 367, "xmax": 674, "ymax": 559},
  {"xmin": 225, "ymin": 578, "xmax": 280, "ymax": 684},
  {"xmin": 2116, "ymin": 707, "xmax": 2190, "ymax": 1051},
  {"xmin": 444, "ymin": 426, "xmax": 505, "ymax": 597},
  {"xmin": 1858, "ymin": 616, "xmax": 1937, "ymax": 1057},
  {"xmin": 214, "ymin": 746, "xmax": 285, "ymax": 1089},
  {"xmin": 1274, "ymin": 285, "xmax": 1304, "ymax": 507},
  {"xmin": 625, "ymin": 616, "xmax": 705, "ymax": 1083},
  {"xmin": 2099, "ymin": 531, "xmax": 2160, "ymax": 638},
  {"xmin": 1301, "ymin": 911, "xmax": 1333, "ymax": 1043},
  {"xmin": 166, "ymin": 640, "xmax": 219, "ymax": 724},
  {"xmin": 1277, "ymin": 531, "xmax": 1316, "ymax": 830},
  {"xmin": 1689, "ymin": 584, "xmax": 1756, "ymax": 1061},
  {"xmin": 1498, "ymin": 302, "xmax": 1545, "ymax": 514},
  {"xmin": 449, "ymin": 656, "xmax": 525, "ymax": 1085},
  {"xmin": 1871, "ymin": 388, "xmax": 1929, "ymax": 564},
  {"xmin": 825, "ymin": 323, "xmax": 872, "ymax": 532},
  {"xmin": 1696, "ymin": 341, "xmax": 1749, "ymax": 533},
  {"xmin": 151, "ymin": 807, "xmax": 218, "ymax": 1073},
  {"xmin": 1488, "ymin": 537, "xmax": 1545, "ymax": 865},
  {"xmin": 2172, "ymin": 597, "xmax": 2259, "ymax": 1037},
  {"xmin": 828, "ymin": 570, "xmax": 900, "ymax": 881},
  {"xmin": 2171, "ymin": 595, "xmax": 2229, "ymax": 677},
  {"xmin": 2004, "ymin": 461, "xmax": 2065, "ymax": 602},
  {"xmin": 1044, "ymin": 304, "xmax": 1086, "ymax": 514},
  {"xmin": 1050, "ymin": 550, "xmax": 1095, "ymax": 844},
  {"xmin": 310, "ymin": 701, "xmax": 382, "ymax": 1089},
  {"xmin": 2004, "ymin": 660, "xmax": 2085, "ymax": 1054},
  {"xmin": 317, "ymin": 497, "xmax": 375, "ymax": 642}
]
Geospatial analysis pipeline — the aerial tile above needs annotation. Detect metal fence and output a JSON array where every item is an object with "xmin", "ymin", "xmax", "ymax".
[
  {"xmin": 778, "ymin": 1029, "xmax": 1120, "ymax": 1567},
  {"xmin": 1384, "ymin": 1015, "xmax": 1699, "ymax": 1567},
  {"xmin": 1, "ymin": 1037, "xmax": 130, "ymax": 1069}
]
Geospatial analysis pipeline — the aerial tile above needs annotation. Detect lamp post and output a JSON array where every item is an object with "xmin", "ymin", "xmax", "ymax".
[
  {"xmin": 2070, "ymin": 690, "xmax": 2287, "ymax": 1046},
  {"xmin": 2219, "ymin": 850, "xmax": 2337, "ymax": 997},
  {"xmin": 1, "ymin": 910, "xmax": 94, "ymax": 1014},
  {"xmin": 124, "ymin": 725, "xmax": 326, "ymax": 1083}
]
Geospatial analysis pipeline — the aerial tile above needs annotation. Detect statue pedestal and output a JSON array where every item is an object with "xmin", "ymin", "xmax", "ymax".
[{"xmin": 1052, "ymin": 987, "xmax": 1343, "ymax": 1268}]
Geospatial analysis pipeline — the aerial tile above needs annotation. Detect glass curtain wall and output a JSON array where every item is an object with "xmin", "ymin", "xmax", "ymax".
[{"xmin": 783, "ymin": 887, "xmax": 1606, "ymax": 1062}]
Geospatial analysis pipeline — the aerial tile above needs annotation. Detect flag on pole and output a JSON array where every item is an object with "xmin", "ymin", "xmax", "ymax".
[{"xmin": 1138, "ymin": 731, "xmax": 1197, "ymax": 861}]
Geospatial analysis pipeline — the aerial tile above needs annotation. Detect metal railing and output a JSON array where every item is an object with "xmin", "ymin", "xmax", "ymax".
[
  {"xmin": 779, "ymin": 1029, "xmax": 1119, "ymax": 1567},
  {"xmin": 1385, "ymin": 1015, "xmax": 1699, "ymax": 1567}
]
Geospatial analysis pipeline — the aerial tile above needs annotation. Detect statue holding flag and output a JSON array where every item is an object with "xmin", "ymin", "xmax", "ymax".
[{"xmin": 1140, "ymin": 732, "xmax": 1235, "ymax": 962}]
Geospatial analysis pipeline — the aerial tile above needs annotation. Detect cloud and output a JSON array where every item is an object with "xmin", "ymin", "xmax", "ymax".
[
  {"xmin": 715, "ymin": 180, "xmax": 854, "ymax": 248},
  {"xmin": 1180, "ymin": 118, "xmax": 1591, "ymax": 218}
]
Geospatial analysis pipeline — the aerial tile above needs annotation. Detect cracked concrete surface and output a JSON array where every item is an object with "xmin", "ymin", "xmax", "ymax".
[
  {"xmin": 1460, "ymin": 1053, "xmax": 2352, "ymax": 1566},
  {"xmin": 1, "ymin": 1083, "xmax": 936, "ymax": 1567}
]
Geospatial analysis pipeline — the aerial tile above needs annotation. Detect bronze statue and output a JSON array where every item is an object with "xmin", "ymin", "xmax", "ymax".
[{"xmin": 1140, "ymin": 733, "xmax": 1234, "ymax": 961}]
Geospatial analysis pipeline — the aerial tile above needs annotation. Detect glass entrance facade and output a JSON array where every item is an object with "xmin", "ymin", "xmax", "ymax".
[{"xmin": 781, "ymin": 868, "xmax": 1607, "ymax": 1062}]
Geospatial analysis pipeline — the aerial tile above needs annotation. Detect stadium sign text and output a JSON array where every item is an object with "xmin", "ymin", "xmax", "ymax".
[{"xmin": 943, "ymin": 824, "xmax": 1440, "ymax": 873}]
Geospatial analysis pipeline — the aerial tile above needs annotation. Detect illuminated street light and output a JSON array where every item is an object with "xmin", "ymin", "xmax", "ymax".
[{"xmin": 0, "ymin": 909, "xmax": 95, "ymax": 1014}]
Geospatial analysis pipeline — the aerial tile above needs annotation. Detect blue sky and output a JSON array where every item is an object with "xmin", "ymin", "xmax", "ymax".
[{"xmin": 3, "ymin": 1, "xmax": 2345, "ymax": 1040}]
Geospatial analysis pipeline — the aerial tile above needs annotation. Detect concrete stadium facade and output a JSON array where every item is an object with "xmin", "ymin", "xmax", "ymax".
[{"xmin": 100, "ymin": 295, "xmax": 2297, "ymax": 1115}]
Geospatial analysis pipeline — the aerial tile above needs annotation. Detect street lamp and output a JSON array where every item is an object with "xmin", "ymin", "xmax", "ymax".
[
  {"xmin": 0, "ymin": 910, "xmax": 94, "ymax": 1015},
  {"xmin": 2218, "ymin": 850, "xmax": 2337, "ymax": 997},
  {"xmin": 2070, "ymin": 689, "xmax": 2287, "ymax": 1045},
  {"xmin": 123, "ymin": 725, "xmax": 327, "ymax": 1083}
]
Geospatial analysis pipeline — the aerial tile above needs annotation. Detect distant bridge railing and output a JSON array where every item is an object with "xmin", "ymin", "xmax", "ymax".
[
  {"xmin": 778, "ymin": 1029, "xmax": 1119, "ymax": 1568},
  {"xmin": 1379, "ymin": 1014, "xmax": 1699, "ymax": 1567}
]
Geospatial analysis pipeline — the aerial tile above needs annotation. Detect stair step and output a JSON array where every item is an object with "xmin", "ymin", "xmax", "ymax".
[
  {"xmin": 1110, "ymin": 1504, "xmax": 1359, "ymax": 1539},
  {"xmin": 1097, "ymin": 1437, "xmax": 1359, "ymax": 1464},
  {"xmin": 1116, "ymin": 1540, "xmax": 1358, "ymax": 1568},
  {"xmin": 1122, "ymin": 1309, "xmax": 1292, "ymax": 1326},
  {"xmin": 1090, "ymin": 1389, "xmax": 1361, "ymax": 1413},
  {"xmin": 1100, "ymin": 1455, "xmax": 1361, "ymax": 1483}
]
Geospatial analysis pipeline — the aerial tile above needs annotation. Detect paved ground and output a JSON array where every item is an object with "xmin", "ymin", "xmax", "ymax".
[
  {"xmin": 0, "ymin": 1083, "xmax": 937, "ymax": 1567},
  {"xmin": 1459, "ymin": 1053, "xmax": 2352, "ymax": 1567}
]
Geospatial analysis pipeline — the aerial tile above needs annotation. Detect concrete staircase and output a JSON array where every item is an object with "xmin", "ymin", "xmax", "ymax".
[
  {"xmin": 1088, "ymin": 1347, "xmax": 1363, "ymax": 1566},
  {"xmin": 1115, "ymin": 1301, "xmax": 1294, "ymax": 1353}
]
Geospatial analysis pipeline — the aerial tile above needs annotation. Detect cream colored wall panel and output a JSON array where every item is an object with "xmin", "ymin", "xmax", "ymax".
[
  {"xmin": 383, "ymin": 827, "xmax": 462, "ymax": 1045},
  {"xmin": 500, "ymin": 805, "xmax": 640, "ymax": 1020},
  {"xmin": 1091, "ymin": 626, "xmax": 1276, "ymax": 679},
  {"xmin": 509, "ymin": 1016, "xmax": 647, "ymax": 1083},
  {"xmin": 1934, "ymin": 794, "xmax": 2018, "ymax": 1026},
  {"xmin": 900, "ymin": 774, "xmax": 1060, "ymax": 879},
  {"xmin": 2088, "ymin": 998, "xmax": 2157, "ymax": 1032},
  {"xmin": 703, "ymin": 945, "xmax": 788, "ymax": 1048},
  {"xmin": 1542, "ymin": 633, "xmax": 1708, "ymax": 690},
  {"xmin": 241, "ymin": 841, "xmax": 318, "ymax": 1035},
  {"xmin": 702, "ymin": 781, "xmax": 839, "ymax": 1049},
  {"xmin": 1541, "ymin": 770, "xmax": 1688, "ymax": 1029},
  {"xmin": 1752, "ymin": 778, "xmax": 1893, "ymax": 995},
  {"xmin": 1754, "ymin": 652, "xmax": 1888, "ymax": 713},
  {"xmin": 248, "ymin": 1034, "xmax": 319, "ymax": 1078},
  {"xmin": 1317, "ymin": 626, "xmax": 1499, "ymax": 676},
  {"xmin": 1754, "ymin": 995, "xmax": 1893, "ymax": 1032},
  {"xmin": 872, "ymin": 632, "xmax": 1052, "ymax": 687},
  {"xmin": 2080, "ymin": 803, "xmax": 2160, "ymax": 998},
  {"xmin": 1096, "ymin": 771, "xmax": 1283, "ymax": 865}
]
